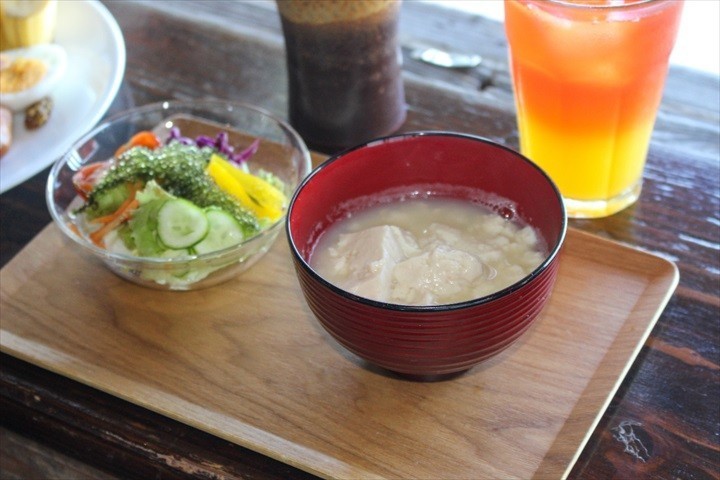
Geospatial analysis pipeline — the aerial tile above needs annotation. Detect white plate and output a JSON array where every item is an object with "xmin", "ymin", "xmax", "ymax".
[{"xmin": 0, "ymin": 0, "xmax": 126, "ymax": 193}]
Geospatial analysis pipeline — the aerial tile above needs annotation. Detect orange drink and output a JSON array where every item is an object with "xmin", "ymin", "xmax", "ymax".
[{"xmin": 504, "ymin": 0, "xmax": 683, "ymax": 218}]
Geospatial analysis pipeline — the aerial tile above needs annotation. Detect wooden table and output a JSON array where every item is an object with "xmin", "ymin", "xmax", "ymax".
[{"xmin": 1, "ymin": 1, "xmax": 718, "ymax": 478}]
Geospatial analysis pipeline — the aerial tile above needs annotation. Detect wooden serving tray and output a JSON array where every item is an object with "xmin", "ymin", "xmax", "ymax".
[{"xmin": 0, "ymin": 222, "xmax": 678, "ymax": 479}]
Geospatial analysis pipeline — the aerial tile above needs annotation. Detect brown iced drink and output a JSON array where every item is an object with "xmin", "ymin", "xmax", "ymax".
[{"xmin": 277, "ymin": 0, "xmax": 406, "ymax": 153}]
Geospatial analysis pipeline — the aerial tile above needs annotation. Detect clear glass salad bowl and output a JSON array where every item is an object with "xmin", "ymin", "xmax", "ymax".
[{"xmin": 47, "ymin": 99, "xmax": 311, "ymax": 290}]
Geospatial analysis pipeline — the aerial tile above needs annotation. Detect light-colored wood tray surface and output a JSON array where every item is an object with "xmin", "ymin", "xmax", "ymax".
[{"xmin": 0, "ymin": 221, "xmax": 678, "ymax": 479}]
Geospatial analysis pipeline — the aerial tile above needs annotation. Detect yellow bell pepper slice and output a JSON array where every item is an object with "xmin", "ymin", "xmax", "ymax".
[{"xmin": 206, "ymin": 154, "xmax": 286, "ymax": 222}]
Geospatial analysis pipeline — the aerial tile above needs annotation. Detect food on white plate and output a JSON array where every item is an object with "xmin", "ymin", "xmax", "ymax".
[
  {"xmin": 24, "ymin": 95, "xmax": 52, "ymax": 129},
  {"xmin": 311, "ymin": 197, "xmax": 546, "ymax": 305},
  {"xmin": 0, "ymin": 0, "xmax": 57, "ymax": 50},
  {"xmin": 0, "ymin": 43, "xmax": 66, "ymax": 111},
  {"xmin": 0, "ymin": 105, "xmax": 11, "ymax": 157},
  {"xmin": 69, "ymin": 127, "xmax": 287, "ymax": 267}
]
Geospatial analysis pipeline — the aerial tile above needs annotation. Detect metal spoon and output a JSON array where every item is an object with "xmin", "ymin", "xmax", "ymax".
[{"xmin": 410, "ymin": 47, "xmax": 483, "ymax": 69}]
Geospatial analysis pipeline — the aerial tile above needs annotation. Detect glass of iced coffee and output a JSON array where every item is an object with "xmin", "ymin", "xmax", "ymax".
[{"xmin": 276, "ymin": 0, "xmax": 406, "ymax": 153}]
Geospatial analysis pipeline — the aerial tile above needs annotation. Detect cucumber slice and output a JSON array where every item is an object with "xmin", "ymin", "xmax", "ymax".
[
  {"xmin": 193, "ymin": 208, "xmax": 245, "ymax": 254},
  {"xmin": 157, "ymin": 199, "xmax": 209, "ymax": 249}
]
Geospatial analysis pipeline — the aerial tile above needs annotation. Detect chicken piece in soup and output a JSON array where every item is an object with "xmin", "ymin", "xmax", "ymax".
[{"xmin": 310, "ymin": 197, "xmax": 546, "ymax": 306}]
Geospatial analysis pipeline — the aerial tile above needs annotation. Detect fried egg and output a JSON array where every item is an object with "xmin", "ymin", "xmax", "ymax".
[{"xmin": 0, "ymin": 43, "xmax": 67, "ymax": 112}]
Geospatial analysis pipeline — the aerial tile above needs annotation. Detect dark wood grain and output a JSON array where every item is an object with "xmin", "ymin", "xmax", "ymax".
[{"xmin": 1, "ymin": 1, "xmax": 718, "ymax": 479}]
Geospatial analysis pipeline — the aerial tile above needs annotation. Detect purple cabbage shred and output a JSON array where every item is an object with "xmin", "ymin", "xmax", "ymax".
[
  {"xmin": 233, "ymin": 138, "xmax": 260, "ymax": 164},
  {"xmin": 166, "ymin": 127, "xmax": 259, "ymax": 164},
  {"xmin": 166, "ymin": 127, "xmax": 195, "ymax": 146}
]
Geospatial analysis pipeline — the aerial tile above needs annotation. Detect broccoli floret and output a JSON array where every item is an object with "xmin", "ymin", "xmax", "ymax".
[{"xmin": 85, "ymin": 142, "xmax": 260, "ymax": 237}]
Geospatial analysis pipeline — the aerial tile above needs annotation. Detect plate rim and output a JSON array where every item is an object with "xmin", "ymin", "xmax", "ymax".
[{"xmin": 0, "ymin": 0, "xmax": 127, "ymax": 194}]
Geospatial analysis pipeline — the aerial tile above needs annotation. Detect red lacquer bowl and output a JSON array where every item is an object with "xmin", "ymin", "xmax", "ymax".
[{"xmin": 286, "ymin": 132, "xmax": 567, "ymax": 377}]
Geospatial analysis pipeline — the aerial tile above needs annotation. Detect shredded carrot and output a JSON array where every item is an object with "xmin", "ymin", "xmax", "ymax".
[
  {"xmin": 89, "ymin": 198, "xmax": 139, "ymax": 247},
  {"xmin": 67, "ymin": 222, "xmax": 82, "ymax": 237},
  {"xmin": 114, "ymin": 130, "xmax": 162, "ymax": 157},
  {"xmin": 90, "ymin": 212, "xmax": 120, "ymax": 225},
  {"xmin": 90, "ymin": 195, "xmax": 136, "ymax": 225},
  {"xmin": 88, "ymin": 183, "xmax": 142, "ymax": 247}
]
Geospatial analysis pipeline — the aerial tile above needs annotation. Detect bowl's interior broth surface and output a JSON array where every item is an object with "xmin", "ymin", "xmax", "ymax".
[{"xmin": 310, "ymin": 197, "xmax": 545, "ymax": 306}]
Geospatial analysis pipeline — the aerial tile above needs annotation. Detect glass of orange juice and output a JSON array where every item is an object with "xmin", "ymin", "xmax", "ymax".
[{"xmin": 504, "ymin": 0, "xmax": 683, "ymax": 218}]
